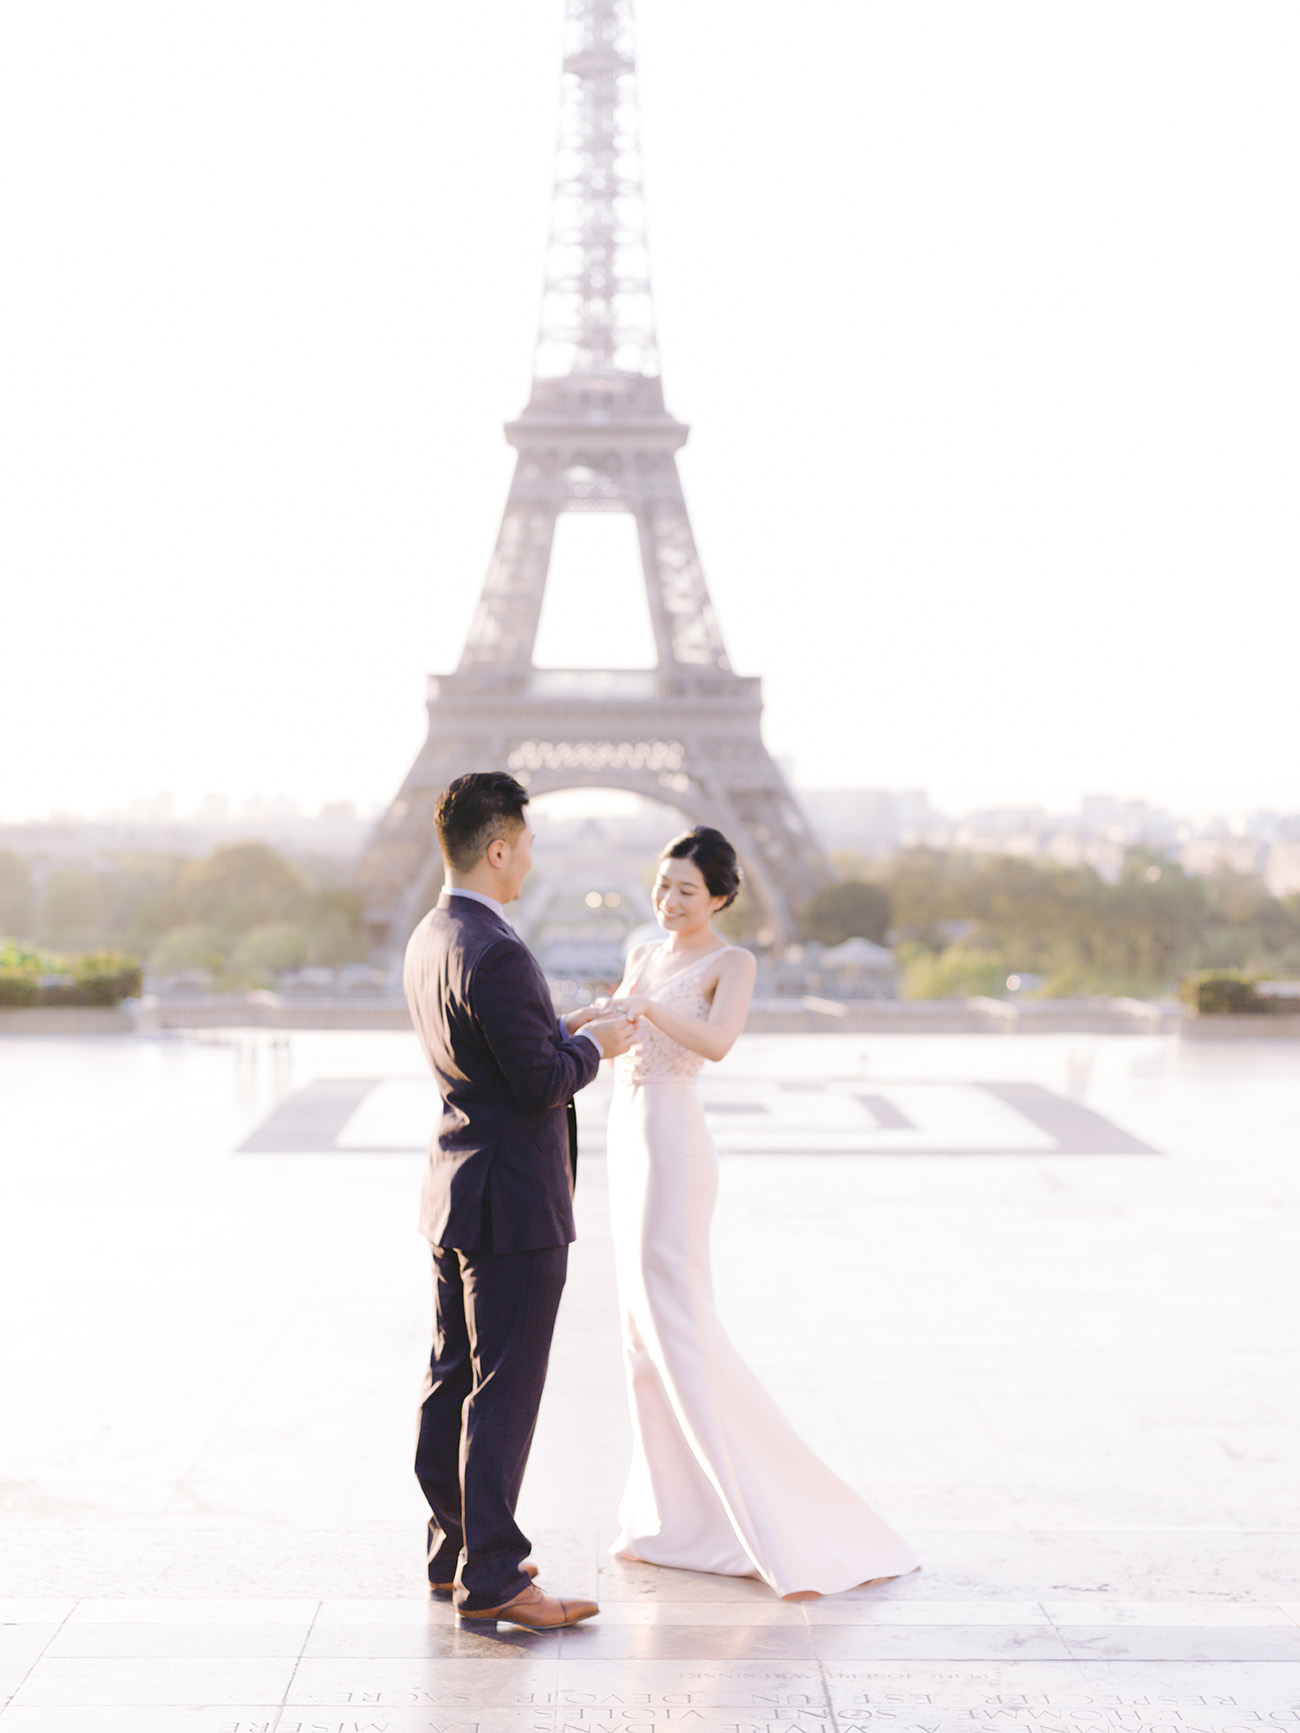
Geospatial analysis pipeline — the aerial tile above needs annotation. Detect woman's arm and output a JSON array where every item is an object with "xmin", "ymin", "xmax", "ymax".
[{"xmin": 622, "ymin": 948, "xmax": 757, "ymax": 1062}]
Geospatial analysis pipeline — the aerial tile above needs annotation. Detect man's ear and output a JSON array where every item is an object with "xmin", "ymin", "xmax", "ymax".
[{"xmin": 485, "ymin": 836, "xmax": 507, "ymax": 870}]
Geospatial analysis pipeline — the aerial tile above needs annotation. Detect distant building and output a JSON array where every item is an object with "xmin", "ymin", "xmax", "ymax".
[
  {"xmin": 1265, "ymin": 843, "xmax": 1300, "ymax": 899},
  {"xmin": 796, "ymin": 789, "xmax": 941, "ymax": 855},
  {"xmin": 818, "ymin": 937, "xmax": 899, "ymax": 999},
  {"xmin": 1180, "ymin": 838, "xmax": 1268, "ymax": 880}
]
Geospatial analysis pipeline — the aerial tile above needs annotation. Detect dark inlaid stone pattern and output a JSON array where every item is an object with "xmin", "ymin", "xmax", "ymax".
[{"xmin": 236, "ymin": 1078, "xmax": 1158, "ymax": 1158}]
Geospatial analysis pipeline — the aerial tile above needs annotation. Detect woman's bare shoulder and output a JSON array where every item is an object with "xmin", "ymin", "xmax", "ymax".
[
  {"xmin": 625, "ymin": 939, "xmax": 663, "ymax": 966},
  {"xmin": 718, "ymin": 944, "xmax": 757, "ymax": 977},
  {"xmin": 703, "ymin": 943, "xmax": 756, "ymax": 1000},
  {"xmin": 621, "ymin": 938, "xmax": 663, "ymax": 980}
]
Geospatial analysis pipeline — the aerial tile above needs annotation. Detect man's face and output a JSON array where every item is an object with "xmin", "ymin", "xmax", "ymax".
[{"xmin": 497, "ymin": 822, "xmax": 535, "ymax": 903}]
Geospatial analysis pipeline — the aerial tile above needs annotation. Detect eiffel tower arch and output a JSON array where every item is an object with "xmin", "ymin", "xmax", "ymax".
[{"xmin": 357, "ymin": 0, "xmax": 833, "ymax": 951}]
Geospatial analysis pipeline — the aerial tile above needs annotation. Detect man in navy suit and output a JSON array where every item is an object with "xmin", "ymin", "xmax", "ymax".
[{"xmin": 403, "ymin": 771, "xmax": 636, "ymax": 1629}]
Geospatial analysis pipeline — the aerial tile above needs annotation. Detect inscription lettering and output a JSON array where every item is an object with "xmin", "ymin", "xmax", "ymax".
[{"xmin": 225, "ymin": 1722, "xmax": 401, "ymax": 1733}]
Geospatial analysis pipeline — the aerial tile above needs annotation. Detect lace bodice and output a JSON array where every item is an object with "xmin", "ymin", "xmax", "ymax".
[{"xmin": 613, "ymin": 945, "xmax": 735, "ymax": 1084}]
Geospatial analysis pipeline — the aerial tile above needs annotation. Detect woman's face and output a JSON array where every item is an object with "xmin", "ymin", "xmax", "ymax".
[{"xmin": 653, "ymin": 853, "xmax": 725, "ymax": 935}]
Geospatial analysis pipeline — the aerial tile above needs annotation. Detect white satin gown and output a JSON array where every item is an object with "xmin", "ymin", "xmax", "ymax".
[{"xmin": 606, "ymin": 944, "xmax": 919, "ymax": 1597}]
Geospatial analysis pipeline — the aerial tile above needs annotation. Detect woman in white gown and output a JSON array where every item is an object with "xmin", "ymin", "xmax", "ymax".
[{"xmin": 597, "ymin": 826, "xmax": 918, "ymax": 1598}]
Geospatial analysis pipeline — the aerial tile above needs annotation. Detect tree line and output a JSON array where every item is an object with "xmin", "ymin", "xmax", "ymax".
[
  {"xmin": 5, "ymin": 838, "xmax": 1298, "ymax": 1000},
  {"xmin": 804, "ymin": 847, "xmax": 1300, "ymax": 998},
  {"xmin": 0, "ymin": 843, "xmax": 369, "ymax": 990}
]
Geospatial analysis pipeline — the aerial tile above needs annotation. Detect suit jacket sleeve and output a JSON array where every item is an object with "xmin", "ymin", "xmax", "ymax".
[{"xmin": 471, "ymin": 938, "xmax": 602, "ymax": 1111}]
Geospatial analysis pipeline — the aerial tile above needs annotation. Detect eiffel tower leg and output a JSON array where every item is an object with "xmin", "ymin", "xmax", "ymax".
[
  {"xmin": 460, "ymin": 499, "xmax": 557, "ymax": 672},
  {"xmin": 670, "ymin": 748, "xmax": 832, "ymax": 950},
  {"xmin": 634, "ymin": 481, "xmax": 729, "ymax": 670},
  {"xmin": 355, "ymin": 720, "xmax": 514, "ymax": 948},
  {"xmin": 708, "ymin": 779, "xmax": 832, "ymax": 948},
  {"xmin": 358, "ymin": 474, "xmax": 561, "ymax": 946}
]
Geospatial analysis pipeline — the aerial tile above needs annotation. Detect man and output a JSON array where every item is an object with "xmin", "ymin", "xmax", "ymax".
[{"xmin": 403, "ymin": 770, "xmax": 636, "ymax": 1629}]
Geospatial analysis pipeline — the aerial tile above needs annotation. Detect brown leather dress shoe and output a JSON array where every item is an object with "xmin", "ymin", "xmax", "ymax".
[
  {"xmin": 456, "ymin": 1582, "xmax": 599, "ymax": 1628},
  {"xmin": 430, "ymin": 1560, "xmax": 537, "ymax": 1597}
]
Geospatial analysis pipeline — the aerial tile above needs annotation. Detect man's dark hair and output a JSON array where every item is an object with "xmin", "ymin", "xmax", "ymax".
[{"xmin": 436, "ymin": 771, "xmax": 530, "ymax": 873}]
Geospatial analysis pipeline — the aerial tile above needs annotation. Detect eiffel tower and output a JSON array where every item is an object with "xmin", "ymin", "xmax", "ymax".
[{"xmin": 358, "ymin": 0, "xmax": 832, "ymax": 950}]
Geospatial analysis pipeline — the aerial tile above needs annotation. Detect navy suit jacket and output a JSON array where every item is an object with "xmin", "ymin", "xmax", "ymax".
[{"xmin": 403, "ymin": 893, "xmax": 602, "ymax": 1254}]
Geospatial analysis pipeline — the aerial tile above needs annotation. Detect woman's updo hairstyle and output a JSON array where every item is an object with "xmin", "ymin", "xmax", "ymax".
[{"xmin": 661, "ymin": 826, "xmax": 743, "ymax": 909}]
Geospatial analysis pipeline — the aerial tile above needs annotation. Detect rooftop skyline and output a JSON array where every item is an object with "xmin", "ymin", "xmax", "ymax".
[{"xmin": 8, "ymin": 783, "xmax": 1300, "ymax": 836}]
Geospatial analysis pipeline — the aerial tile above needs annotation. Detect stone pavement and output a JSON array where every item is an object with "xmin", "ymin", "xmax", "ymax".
[{"xmin": 1, "ymin": 1028, "xmax": 1298, "ymax": 1730}]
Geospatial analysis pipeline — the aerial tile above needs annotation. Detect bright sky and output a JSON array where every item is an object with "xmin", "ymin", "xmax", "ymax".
[{"xmin": 2, "ymin": 2, "xmax": 1297, "ymax": 822}]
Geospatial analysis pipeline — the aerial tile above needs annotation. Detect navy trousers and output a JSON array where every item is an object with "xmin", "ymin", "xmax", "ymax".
[{"xmin": 415, "ymin": 1238, "xmax": 568, "ymax": 1611}]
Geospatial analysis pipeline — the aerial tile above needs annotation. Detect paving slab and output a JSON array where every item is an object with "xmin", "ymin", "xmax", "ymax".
[{"xmin": 1, "ymin": 1028, "xmax": 1298, "ymax": 1727}]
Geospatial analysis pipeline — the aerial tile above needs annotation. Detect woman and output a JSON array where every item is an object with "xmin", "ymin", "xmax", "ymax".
[{"xmin": 581, "ymin": 825, "xmax": 918, "ymax": 1599}]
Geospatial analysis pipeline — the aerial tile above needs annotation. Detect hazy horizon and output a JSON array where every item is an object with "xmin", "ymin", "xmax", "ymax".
[{"xmin": 3, "ymin": 782, "xmax": 1288, "ymax": 835}]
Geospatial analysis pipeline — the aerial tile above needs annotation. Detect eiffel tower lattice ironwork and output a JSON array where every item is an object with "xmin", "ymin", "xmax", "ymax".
[{"xmin": 358, "ymin": 0, "xmax": 832, "ymax": 949}]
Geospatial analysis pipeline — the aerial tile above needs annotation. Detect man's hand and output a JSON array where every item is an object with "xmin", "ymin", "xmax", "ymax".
[
  {"xmin": 584, "ymin": 1013, "xmax": 639, "ymax": 1059},
  {"xmin": 562, "ymin": 996, "xmax": 615, "ymax": 1034}
]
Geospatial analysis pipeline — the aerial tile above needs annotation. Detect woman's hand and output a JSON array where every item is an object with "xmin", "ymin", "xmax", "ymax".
[
  {"xmin": 614, "ymin": 948, "xmax": 756, "ymax": 1064},
  {"xmin": 564, "ymin": 996, "xmax": 619, "ymax": 1033}
]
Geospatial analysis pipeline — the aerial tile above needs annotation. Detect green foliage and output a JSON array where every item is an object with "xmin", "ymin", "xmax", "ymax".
[
  {"xmin": 0, "ymin": 853, "xmax": 35, "ymax": 936},
  {"xmin": 150, "ymin": 925, "xmax": 224, "ymax": 977},
  {"xmin": 0, "ymin": 939, "xmax": 141, "ymax": 1007},
  {"xmin": 38, "ymin": 869, "xmax": 107, "ymax": 947},
  {"xmin": 715, "ymin": 884, "xmax": 764, "ymax": 943},
  {"xmin": 873, "ymin": 847, "xmax": 1300, "ymax": 998},
  {"xmin": 803, "ymin": 880, "xmax": 892, "ymax": 946},
  {"xmin": 173, "ymin": 844, "xmax": 308, "ymax": 933},
  {"xmin": 0, "ymin": 937, "xmax": 40, "ymax": 1005},
  {"xmin": 95, "ymin": 855, "xmax": 185, "ymax": 948},
  {"xmin": 0, "ymin": 973, "xmax": 39, "ymax": 1004},
  {"xmin": 307, "ymin": 908, "xmax": 370, "ymax": 967},
  {"xmin": 7, "ymin": 843, "xmax": 371, "ymax": 986},
  {"xmin": 1179, "ymin": 971, "xmax": 1272, "ymax": 1015},
  {"xmin": 900, "ymin": 944, "xmax": 1010, "ymax": 1001},
  {"xmin": 0, "ymin": 939, "xmax": 42, "ymax": 970},
  {"xmin": 39, "ymin": 952, "xmax": 143, "ymax": 1006},
  {"xmin": 227, "ymin": 923, "xmax": 308, "ymax": 987}
]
